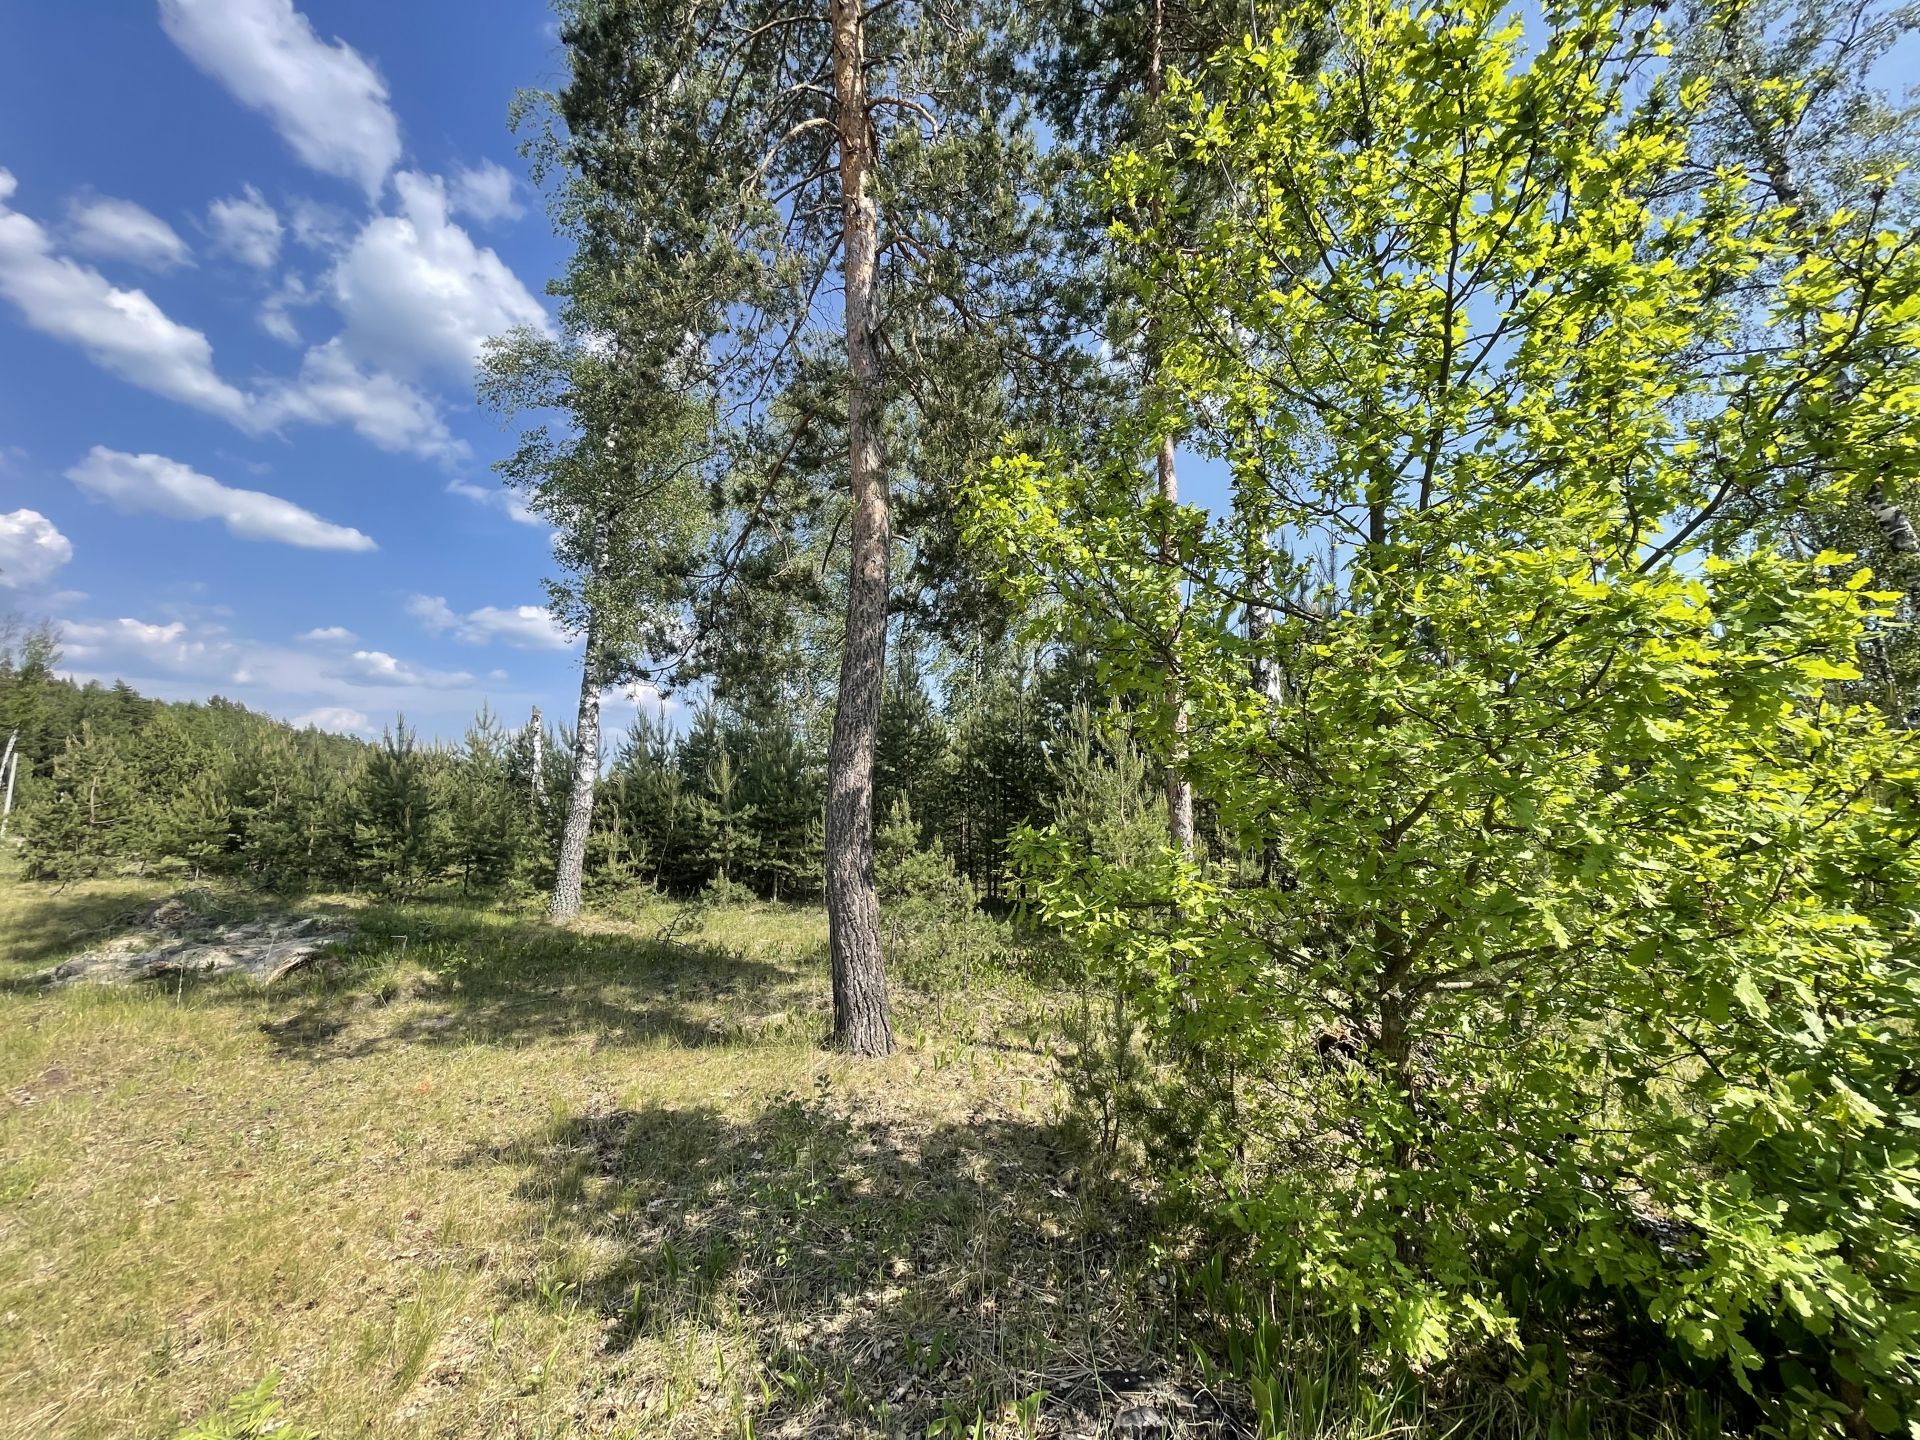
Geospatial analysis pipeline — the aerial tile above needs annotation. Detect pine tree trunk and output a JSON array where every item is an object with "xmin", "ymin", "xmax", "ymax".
[
  {"xmin": 824, "ymin": 0, "xmax": 896, "ymax": 1057},
  {"xmin": 549, "ymin": 604, "xmax": 603, "ymax": 923}
]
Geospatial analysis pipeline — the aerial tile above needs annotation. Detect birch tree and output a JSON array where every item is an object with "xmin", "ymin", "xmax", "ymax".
[{"xmin": 479, "ymin": 321, "xmax": 716, "ymax": 922}]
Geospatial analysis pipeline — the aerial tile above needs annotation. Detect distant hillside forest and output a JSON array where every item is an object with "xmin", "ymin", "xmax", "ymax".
[{"xmin": 0, "ymin": 618, "xmax": 1155, "ymax": 903}]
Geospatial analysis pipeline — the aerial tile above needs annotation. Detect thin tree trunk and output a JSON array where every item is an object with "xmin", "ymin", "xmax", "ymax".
[
  {"xmin": 528, "ymin": 705, "xmax": 546, "ymax": 811},
  {"xmin": 1159, "ymin": 435, "xmax": 1195, "ymax": 853},
  {"xmin": 548, "ymin": 607, "xmax": 603, "ymax": 923},
  {"xmin": 1145, "ymin": 1, "xmax": 1194, "ymax": 856},
  {"xmin": 1246, "ymin": 548, "xmax": 1283, "ymax": 702},
  {"xmin": 0, "ymin": 732, "xmax": 16, "ymax": 840},
  {"xmin": 1245, "ymin": 547, "xmax": 1288, "ymax": 884},
  {"xmin": 1727, "ymin": 62, "xmax": 1920, "ymax": 567},
  {"xmin": 1867, "ymin": 481, "xmax": 1920, "ymax": 558},
  {"xmin": 825, "ymin": 0, "xmax": 895, "ymax": 1056}
]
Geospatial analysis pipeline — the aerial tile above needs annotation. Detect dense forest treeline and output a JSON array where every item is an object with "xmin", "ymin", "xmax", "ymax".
[{"xmin": 1, "ymin": 620, "xmax": 1152, "ymax": 903}]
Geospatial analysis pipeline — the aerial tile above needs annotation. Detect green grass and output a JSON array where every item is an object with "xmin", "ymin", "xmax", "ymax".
[
  {"xmin": 0, "ymin": 869, "xmax": 1725, "ymax": 1440},
  {"xmin": 0, "ymin": 870, "xmax": 1164, "ymax": 1440}
]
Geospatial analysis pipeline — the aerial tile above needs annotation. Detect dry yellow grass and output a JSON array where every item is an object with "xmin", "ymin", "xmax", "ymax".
[{"xmin": 0, "ymin": 873, "xmax": 1164, "ymax": 1440}]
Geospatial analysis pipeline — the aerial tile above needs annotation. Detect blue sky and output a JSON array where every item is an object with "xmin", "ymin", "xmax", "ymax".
[
  {"xmin": 0, "ymin": 0, "xmax": 1250, "ymax": 749},
  {"xmin": 0, "ymin": 0, "xmax": 659, "ymax": 743}
]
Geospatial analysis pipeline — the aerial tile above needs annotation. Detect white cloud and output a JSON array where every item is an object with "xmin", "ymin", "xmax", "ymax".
[
  {"xmin": 342, "ymin": 648, "xmax": 474, "ymax": 689},
  {"xmin": 67, "ymin": 195, "xmax": 192, "ymax": 270},
  {"xmin": 50, "ymin": 610, "xmax": 537, "ymax": 741},
  {"xmin": 257, "ymin": 338, "xmax": 463, "ymax": 462},
  {"xmin": 299, "ymin": 625, "xmax": 356, "ymax": 643},
  {"xmin": 464, "ymin": 605, "xmax": 571, "ymax": 650},
  {"xmin": 0, "ymin": 170, "xmax": 250, "ymax": 422},
  {"xmin": 449, "ymin": 160, "xmax": 523, "ymax": 223},
  {"xmin": 404, "ymin": 593, "xmax": 458, "ymax": 631},
  {"xmin": 407, "ymin": 593, "xmax": 571, "ymax": 650},
  {"xmin": 257, "ymin": 271, "xmax": 319, "ymax": 344},
  {"xmin": 448, "ymin": 477, "xmax": 540, "ymax": 526},
  {"xmin": 0, "ymin": 176, "xmax": 484, "ymax": 469},
  {"xmin": 207, "ymin": 186, "xmax": 281, "ymax": 268},
  {"xmin": 287, "ymin": 197, "xmax": 349, "ymax": 252},
  {"xmin": 330, "ymin": 171, "xmax": 548, "ymax": 381},
  {"xmin": 67, "ymin": 445, "xmax": 376, "ymax": 552},
  {"xmin": 603, "ymin": 679, "xmax": 678, "ymax": 730},
  {"xmin": 290, "ymin": 705, "xmax": 370, "ymax": 733},
  {"xmin": 159, "ymin": 0, "xmax": 401, "ymax": 199},
  {"xmin": 56, "ymin": 615, "xmax": 262, "ymax": 693},
  {"xmin": 0, "ymin": 509, "xmax": 73, "ymax": 589},
  {"xmin": 67, "ymin": 620, "xmax": 502, "ymax": 720},
  {"xmin": 60, "ymin": 617, "xmax": 212, "ymax": 672}
]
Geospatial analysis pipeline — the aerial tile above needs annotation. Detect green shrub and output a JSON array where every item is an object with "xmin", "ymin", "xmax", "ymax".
[
  {"xmin": 975, "ymin": 0, "xmax": 1920, "ymax": 1427},
  {"xmin": 174, "ymin": 1374, "xmax": 316, "ymax": 1440}
]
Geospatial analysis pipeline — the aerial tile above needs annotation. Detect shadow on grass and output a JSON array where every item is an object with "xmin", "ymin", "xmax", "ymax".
[
  {"xmin": 0, "ymin": 878, "xmax": 183, "ymax": 973},
  {"xmin": 0, "ymin": 880, "xmax": 823, "ymax": 1057},
  {"xmin": 252, "ymin": 904, "xmax": 821, "ymax": 1061},
  {"xmin": 466, "ymin": 1090, "xmax": 1224, "ymax": 1436}
]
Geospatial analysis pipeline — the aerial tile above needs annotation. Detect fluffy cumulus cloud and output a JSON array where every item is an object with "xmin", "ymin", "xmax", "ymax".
[
  {"xmin": 0, "ymin": 170, "xmax": 250, "ymax": 422},
  {"xmin": 407, "ymin": 593, "xmax": 570, "ymax": 650},
  {"xmin": 66, "ymin": 195, "xmax": 192, "ymax": 270},
  {"xmin": 298, "ymin": 625, "xmax": 356, "ymax": 643},
  {"xmin": 67, "ymin": 445, "xmax": 376, "ymax": 552},
  {"xmin": 206, "ymin": 185, "xmax": 282, "ymax": 268},
  {"xmin": 330, "ymin": 171, "xmax": 548, "ymax": 381},
  {"xmin": 289, "ymin": 705, "xmax": 370, "ymax": 734},
  {"xmin": 0, "ymin": 509, "xmax": 73, "ymax": 589},
  {"xmin": 287, "ymin": 197, "xmax": 349, "ymax": 253},
  {"xmin": 159, "ymin": 0, "xmax": 401, "ymax": 199},
  {"xmin": 60, "ymin": 617, "xmax": 218, "ymax": 674},
  {"xmin": 256, "ymin": 338, "xmax": 463, "ymax": 461},
  {"xmin": 0, "ymin": 17, "xmax": 553, "ymax": 477},
  {"xmin": 342, "ymin": 648, "xmax": 474, "ymax": 689},
  {"xmin": 448, "ymin": 160, "xmax": 523, "ymax": 224},
  {"xmin": 0, "ymin": 175, "xmax": 455, "ymax": 458},
  {"xmin": 55, "ymin": 613, "xmax": 266, "ymax": 693}
]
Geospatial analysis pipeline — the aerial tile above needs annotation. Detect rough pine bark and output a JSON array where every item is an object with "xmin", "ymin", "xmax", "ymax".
[
  {"xmin": 548, "ymin": 574, "xmax": 604, "ymax": 923},
  {"xmin": 824, "ymin": 0, "xmax": 896, "ymax": 1056}
]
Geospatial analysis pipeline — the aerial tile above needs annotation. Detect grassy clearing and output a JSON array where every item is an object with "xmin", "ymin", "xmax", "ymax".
[
  {"xmin": 0, "ymin": 871, "xmax": 1723, "ymax": 1440},
  {"xmin": 0, "ymin": 871, "xmax": 1175, "ymax": 1440}
]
